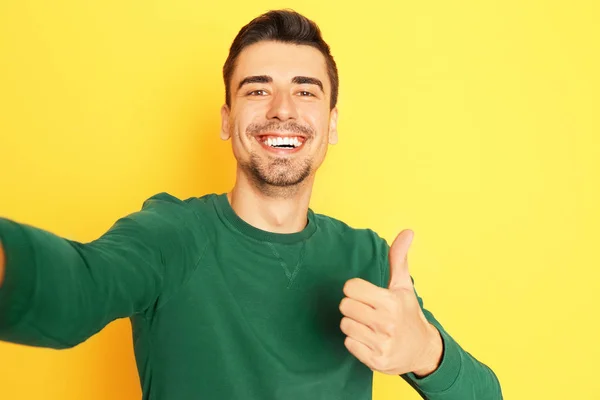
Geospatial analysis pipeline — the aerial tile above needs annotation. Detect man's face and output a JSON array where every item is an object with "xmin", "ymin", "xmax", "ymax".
[{"xmin": 221, "ymin": 41, "xmax": 338, "ymax": 192}]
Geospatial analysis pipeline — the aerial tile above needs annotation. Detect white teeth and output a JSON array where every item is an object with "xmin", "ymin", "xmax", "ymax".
[{"xmin": 263, "ymin": 136, "xmax": 303, "ymax": 148}]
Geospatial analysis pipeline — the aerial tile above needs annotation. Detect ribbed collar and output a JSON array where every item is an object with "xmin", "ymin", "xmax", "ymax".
[{"xmin": 214, "ymin": 193, "xmax": 317, "ymax": 244}]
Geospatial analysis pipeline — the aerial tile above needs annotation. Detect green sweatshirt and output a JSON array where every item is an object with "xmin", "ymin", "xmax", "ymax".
[{"xmin": 0, "ymin": 192, "xmax": 502, "ymax": 399}]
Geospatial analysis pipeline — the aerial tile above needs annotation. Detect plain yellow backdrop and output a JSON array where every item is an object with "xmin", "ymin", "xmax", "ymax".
[{"xmin": 1, "ymin": 0, "xmax": 598, "ymax": 399}]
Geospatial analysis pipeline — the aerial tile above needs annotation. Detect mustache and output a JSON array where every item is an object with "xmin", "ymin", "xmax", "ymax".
[{"xmin": 246, "ymin": 121, "xmax": 314, "ymax": 137}]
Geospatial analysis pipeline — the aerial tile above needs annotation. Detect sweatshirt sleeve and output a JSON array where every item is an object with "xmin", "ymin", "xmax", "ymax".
[
  {"xmin": 0, "ymin": 192, "xmax": 207, "ymax": 349},
  {"xmin": 376, "ymin": 234, "xmax": 503, "ymax": 400}
]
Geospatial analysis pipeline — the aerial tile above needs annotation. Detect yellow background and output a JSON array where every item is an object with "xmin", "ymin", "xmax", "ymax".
[{"xmin": 0, "ymin": 1, "xmax": 598, "ymax": 399}]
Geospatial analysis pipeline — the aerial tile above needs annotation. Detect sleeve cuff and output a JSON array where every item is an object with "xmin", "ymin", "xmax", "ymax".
[
  {"xmin": 405, "ymin": 328, "xmax": 463, "ymax": 394},
  {"xmin": 0, "ymin": 218, "xmax": 38, "ymax": 331}
]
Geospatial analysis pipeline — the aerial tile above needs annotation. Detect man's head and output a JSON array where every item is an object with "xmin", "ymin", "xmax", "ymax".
[{"xmin": 220, "ymin": 10, "xmax": 339, "ymax": 196}]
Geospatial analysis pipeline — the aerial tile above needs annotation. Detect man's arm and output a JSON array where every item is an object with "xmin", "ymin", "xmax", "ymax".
[
  {"xmin": 399, "ymin": 291, "xmax": 503, "ymax": 399},
  {"xmin": 0, "ymin": 193, "xmax": 205, "ymax": 349},
  {"xmin": 378, "ymin": 234, "xmax": 503, "ymax": 399},
  {"xmin": 350, "ymin": 232, "xmax": 503, "ymax": 399}
]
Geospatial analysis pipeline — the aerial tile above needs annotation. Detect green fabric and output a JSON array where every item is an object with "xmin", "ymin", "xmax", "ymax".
[{"xmin": 0, "ymin": 192, "xmax": 502, "ymax": 399}]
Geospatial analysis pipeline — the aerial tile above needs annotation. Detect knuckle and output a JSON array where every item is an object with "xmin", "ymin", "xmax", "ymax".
[
  {"xmin": 372, "ymin": 354, "xmax": 390, "ymax": 371},
  {"xmin": 340, "ymin": 317, "xmax": 351, "ymax": 332},
  {"xmin": 378, "ymin": 340, "xmax": 392, "ymax": 356},
  {"xmin": 375, "ymin": 319, "xmax": 396, "ymax": 334},
  {"xmin": 344, "ymin": 336, "xmax": 353, "ymax": 348},
  {"xmin": 343, "ymin": 278, "xmax": 358, "ymax": 294},
  {"xmin": 339, "ymin": 297, "xmax": 349, "ymax": 313}
]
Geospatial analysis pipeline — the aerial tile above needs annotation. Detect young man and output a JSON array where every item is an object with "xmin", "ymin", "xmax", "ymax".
[{"xmin": 0, "ymin": 10, "xmax": 502, "ymax": 400}]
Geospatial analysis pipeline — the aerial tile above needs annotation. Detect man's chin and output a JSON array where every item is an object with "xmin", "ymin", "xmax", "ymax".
[
  {"xmin": 254, "ymin": 165, "xmax": 312, "ymax": 186},
  {"xmin": 242, "ymin": 156, "xmax": 313, "ymax": 188},
  {"xmin": 259, "ymin": 173, "xmax": 307, "ymax": 187}
]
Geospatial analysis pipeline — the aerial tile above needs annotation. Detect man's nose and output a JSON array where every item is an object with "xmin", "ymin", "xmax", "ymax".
[{"xmin": 266, "ymin": 92, "xmax": 299, "ymax": 121}]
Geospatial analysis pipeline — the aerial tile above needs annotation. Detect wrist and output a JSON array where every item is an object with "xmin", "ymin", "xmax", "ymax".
[{"xmin": 412, "ymin": 324, "xmax": 443, "ymax": 378}]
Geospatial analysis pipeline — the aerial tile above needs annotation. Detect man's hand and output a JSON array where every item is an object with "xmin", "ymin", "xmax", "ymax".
[{"xmin": 339, "ymin": 230, "xmax": 443, "ymax": 377}]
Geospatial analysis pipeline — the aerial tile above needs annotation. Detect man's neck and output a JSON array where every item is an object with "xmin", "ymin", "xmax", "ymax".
[{"xmin": 227, "ymin": 175, "xmax": 314, "ymax": 234}]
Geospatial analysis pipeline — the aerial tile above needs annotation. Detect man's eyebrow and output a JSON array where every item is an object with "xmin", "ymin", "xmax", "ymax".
[
  {"xmin": 237, "ymin": 75, "xmax": 272, "ymax": 91},
  {"xmin": 292, "ymin": 76, "xmax": 324, "ymax": 92}
]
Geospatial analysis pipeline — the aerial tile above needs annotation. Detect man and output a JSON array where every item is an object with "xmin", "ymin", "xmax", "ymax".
[{"xmin": 0, "ymin": 9, "xmax": 502, "ymax": 400}]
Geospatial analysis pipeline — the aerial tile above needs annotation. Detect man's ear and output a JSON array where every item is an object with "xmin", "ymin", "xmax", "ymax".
[
  {"xmin": 220, "ymin": 104, "xmax": 231, "ymax": 140},
  {"xmin": 328, "ymin": 107, "xmax": 339, "ymax": 145}
]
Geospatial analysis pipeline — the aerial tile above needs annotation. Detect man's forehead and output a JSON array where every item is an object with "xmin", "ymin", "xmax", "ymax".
[{"xmin": 233, "ymin": 41, "xmax": 329, "ymax": 85}]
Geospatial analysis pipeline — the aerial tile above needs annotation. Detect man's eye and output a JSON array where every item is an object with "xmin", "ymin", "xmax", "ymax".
[
  {"xmin": 248, "ymin": 90, "xmax": 268, "ymax": 96},
  {"xmin": 298, "ymin": 91, "xmax": 315, "ymax": 97}
]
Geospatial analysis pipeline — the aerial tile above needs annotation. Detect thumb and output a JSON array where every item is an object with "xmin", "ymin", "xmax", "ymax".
[{"xmin": 388, "ymin": 229, "xmax": 414, "ymax": 289}]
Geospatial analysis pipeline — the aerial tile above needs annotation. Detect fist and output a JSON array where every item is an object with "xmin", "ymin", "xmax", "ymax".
[{"xmin": 339, "ymin": 230, "xmax": 443, "ymax": 376}]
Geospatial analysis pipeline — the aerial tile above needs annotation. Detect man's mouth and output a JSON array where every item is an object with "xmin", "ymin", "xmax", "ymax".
[{"xmin": 256, "ymin": 134, "xmax": 307, "ymax": 152}]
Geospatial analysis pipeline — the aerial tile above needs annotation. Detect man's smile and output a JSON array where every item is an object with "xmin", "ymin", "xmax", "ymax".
[{"xmin": 255, "ymin": 133, "xmax": 308, "ymax": 155}]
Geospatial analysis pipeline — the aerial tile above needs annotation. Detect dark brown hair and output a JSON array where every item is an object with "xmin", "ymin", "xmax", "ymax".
[{"xmin": 223, "ymin": 9, "xmax": 339, "ymax": 110}]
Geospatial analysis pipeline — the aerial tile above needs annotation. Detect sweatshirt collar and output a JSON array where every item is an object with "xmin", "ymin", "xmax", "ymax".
[{"xmin": 214, "ymin": 193, "xmax": 317, "ymax": 244}]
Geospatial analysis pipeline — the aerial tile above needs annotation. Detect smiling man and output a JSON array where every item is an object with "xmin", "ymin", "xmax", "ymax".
[{"xmin": 0, "ymin": 9, "xmax": 502, "ymax": 400}]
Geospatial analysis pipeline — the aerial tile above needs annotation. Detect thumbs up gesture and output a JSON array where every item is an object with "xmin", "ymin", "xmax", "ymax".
[{"xmin": 339, "ymin": 230, "xmax": 444, "ymax": 376}]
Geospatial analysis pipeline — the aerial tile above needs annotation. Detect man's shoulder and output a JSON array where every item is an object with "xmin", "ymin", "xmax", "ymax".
[
  {"xmin": 312, "ymin": 211, "xmax": 388, "ymax": 247},
  {"xmin": 141, "ymin": 192, "xmax": 216, "ymax": 213},
  {"xmin": 134, "ymin": 192, "xmax": 219, "ymax": 236},
  {"xmin": 312, "ymin": 212, "xmax": 389, "ymax": 287}
]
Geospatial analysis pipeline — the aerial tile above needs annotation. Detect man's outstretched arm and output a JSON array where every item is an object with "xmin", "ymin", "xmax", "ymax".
[{"xmin": 0, "ymin": 193, "xmax": 205, "ymax": 349}]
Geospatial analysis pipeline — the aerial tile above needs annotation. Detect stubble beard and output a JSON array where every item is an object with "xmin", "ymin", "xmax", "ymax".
[
  {"xmin": 238, "ymin": 120, "xmax": 316, "ymax": 198},
  {"xmin": 241, "ymin": 152, "xmax": 313, "ymax": 198}
]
